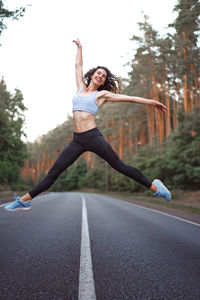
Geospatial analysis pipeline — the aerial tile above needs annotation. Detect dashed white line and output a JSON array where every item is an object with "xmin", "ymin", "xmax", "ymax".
[{"xmin": 78, "ymin": 195, "xmax": 96, "ymax": 300}]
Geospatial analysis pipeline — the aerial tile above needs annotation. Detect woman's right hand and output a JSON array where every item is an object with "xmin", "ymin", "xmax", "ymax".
[{"xmin": 73, "ymin": 38, "xmax": 82, "ymax": 48}]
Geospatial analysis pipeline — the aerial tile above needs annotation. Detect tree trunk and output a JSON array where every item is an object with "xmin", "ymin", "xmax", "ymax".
[
  {"xmin": 166, "ymin": 85, "xmax": 171, "ymax": 137},
  {"xmin": 128, "ymin": 118, "xmax": 133, "ymax": 152},
  {"xmin": 119, "ymin": 120, "xmax": 123, "ymax": 159}
]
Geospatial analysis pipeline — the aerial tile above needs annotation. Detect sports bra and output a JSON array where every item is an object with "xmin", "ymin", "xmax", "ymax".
[{"xmin": 72, "ymin": 88, "xmax": 99, "ymax": 116}]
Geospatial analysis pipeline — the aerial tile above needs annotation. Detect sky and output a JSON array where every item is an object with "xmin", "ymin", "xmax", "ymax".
[{"xmin": 0, "ymin": 0, "xmax": 177, "ymax": 143}]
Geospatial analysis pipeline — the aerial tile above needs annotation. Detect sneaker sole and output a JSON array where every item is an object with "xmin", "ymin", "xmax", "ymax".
[
  {"xmin": 155, "ymin": 179, "xmax": 171, "ymax": 201},
  {"xmin": 4, "ymin": 207, "xmax": 32, "ymax": 211}
]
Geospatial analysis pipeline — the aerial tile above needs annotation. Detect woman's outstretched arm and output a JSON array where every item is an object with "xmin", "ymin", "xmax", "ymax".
[
  {"xmin": 73, "ymin": 38, "xmax": 86, "ymax": 91},
  {"xmin": 103, "ymin": 91, "xmax": 167, "ymax": 114}
]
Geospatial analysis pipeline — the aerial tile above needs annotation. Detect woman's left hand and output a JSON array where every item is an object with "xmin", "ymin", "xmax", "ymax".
[
  {"xmin": 152, "ymin": 100, "xmax": 167, "ymax": 114},
  {"xmin": 73, "ymin": 38, "xmax": 82, "ymax": 48}
]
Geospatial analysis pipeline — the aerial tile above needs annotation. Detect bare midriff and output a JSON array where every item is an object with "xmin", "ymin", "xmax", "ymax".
[{"xmin": 73, "ymin": 111, "xmax": 97, "ymax": 133}]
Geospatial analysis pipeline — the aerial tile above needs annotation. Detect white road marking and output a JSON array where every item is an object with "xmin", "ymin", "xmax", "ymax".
[
  {"xmin": 78, "ymin": 195, "xmax": 96, "ymax": 300},
  {"xmin": 1, "ymin": 194, "xmax": 199, "ymax": 228},
  {"xmin": 130, "ymin": 202, "xmax": 200, "ymax": 227}
]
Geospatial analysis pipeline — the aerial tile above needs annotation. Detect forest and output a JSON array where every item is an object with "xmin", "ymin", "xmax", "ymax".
[{"xmin": 0, "ymin": 0, "xmax": 200, "ymax": 193}]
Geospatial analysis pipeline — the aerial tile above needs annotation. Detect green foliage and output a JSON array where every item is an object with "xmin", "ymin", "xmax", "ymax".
[
  {"xmin": 168, "ymin": 0, "xmax": 200, "ymax": 81},
  {"xmin": 162, "ymin": 109, "xmax": 200, "ymax": 189},
  {"xmin": 123, "ymin": 109, "xmax": 200, "ymax": 191},
  {"xmin": 110, "ymin": 170, "xmax": 140, "ymax": 193},
  {"xmin": 11, "ymin": 178, "xmax": 32, "ymax": 191},
  {"xmin": 0, "ymin": 1, "xmax": 25, "ymax": 38},
  {"xmin": 80, "ymin": 161, "xmax": 106, "ymax": 191},
  {"xmin": 0, "ymin": 160, "xmax": 18, "ymax": 184},
  {"xmin": 171, "ymin": 0, "xmax": 200, "ymax": 37},
  {"xmin": 0, "ymin": 79, "xmax": 27, "ymax": 187},
  {"xmin": 49, "ymin": 158, "xmax": 87, "ymax": 192},
  {"xmin": 26, "ymin": 116, "xmax": 74, "ymax": 163}
]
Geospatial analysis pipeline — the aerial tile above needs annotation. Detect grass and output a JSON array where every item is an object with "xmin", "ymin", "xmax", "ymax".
[{"xmin": 0, "ymin": 192, "xmax": 14, "ymax": 199}]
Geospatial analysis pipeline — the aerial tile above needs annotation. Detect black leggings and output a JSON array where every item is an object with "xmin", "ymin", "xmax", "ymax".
[{"xmin": 29, "ymin": 127, "xmax": 152, "ymax": 198}]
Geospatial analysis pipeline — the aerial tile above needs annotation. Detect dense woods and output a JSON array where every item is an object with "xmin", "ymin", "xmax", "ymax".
[
  {"xmin": 1, "ymin": 0, "xmax": 200, "ymax": 193},
  {"xmin": 0, "ymin": 79, "xmax": 27, "ymax": 189},
  {"xmin": 0, "ymin": 1, "xmax": 27, "ymax": 190}
]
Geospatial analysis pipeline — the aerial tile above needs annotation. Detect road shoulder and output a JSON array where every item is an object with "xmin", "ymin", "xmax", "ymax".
[{"xmin": 99, "ymin": 192, "xmax": 200, "ymax": 225}]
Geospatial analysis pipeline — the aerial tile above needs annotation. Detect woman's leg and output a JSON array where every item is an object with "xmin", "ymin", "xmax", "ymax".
[
  {"xmin": 26, "ymin": 140, "xmax": 84, "ymax": 199},
  {"xmin": 88, "ymin": 131, "xmax": 171, "ymax": 200},
  {"xmin": 90, "ymin": 134, "xmax": 152, "ymax": 188}
]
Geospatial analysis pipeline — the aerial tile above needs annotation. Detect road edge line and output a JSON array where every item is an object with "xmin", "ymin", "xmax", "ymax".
[{"xmin": 130, "ymin": 202, "xmax": 200, "ymax": 227}]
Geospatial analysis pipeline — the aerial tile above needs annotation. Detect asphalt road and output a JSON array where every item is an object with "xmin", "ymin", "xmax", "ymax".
[{"xmin": 0, "ymin": 192, "xmax": 200, "ymax": 300}]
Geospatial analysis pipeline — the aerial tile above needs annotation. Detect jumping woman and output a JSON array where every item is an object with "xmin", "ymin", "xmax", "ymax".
[{"xmin": 4, "ymin": 39, "xmax": 171, "ymax": 211}]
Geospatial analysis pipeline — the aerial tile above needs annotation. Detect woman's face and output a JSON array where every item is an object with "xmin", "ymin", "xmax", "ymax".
[{"xmin": 91, "ymin": 68, "xmax": 107, "ymax": 87}]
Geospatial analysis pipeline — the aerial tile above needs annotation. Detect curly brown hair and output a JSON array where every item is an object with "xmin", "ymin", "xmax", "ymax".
[{"xmin": 83, "ymin": 66, "xmax": 121, "ymax": 93}]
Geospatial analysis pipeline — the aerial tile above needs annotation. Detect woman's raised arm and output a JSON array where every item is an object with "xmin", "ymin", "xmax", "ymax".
[
  {"xmin": 103, "ymin": 91, "xmax": 167, "ymax": 114},
  {"xmin": 73, "ymin": 39, "xmax": 86, "ymax": 91}
]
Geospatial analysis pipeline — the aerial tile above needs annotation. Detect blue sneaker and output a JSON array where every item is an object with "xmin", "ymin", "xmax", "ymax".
[
  {"xmin": 153, "ymin": 179, "xmax": 171, "ymax": 201},
  {"xmin": 4, "ymin": 196, "xmax": 32, "ymax": 211}
]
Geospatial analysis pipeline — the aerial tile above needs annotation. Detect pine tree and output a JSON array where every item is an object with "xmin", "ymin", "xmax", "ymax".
[
  {"xmin": 0, "ymin": 79, "xmax": 27, "ymax": 186},
  {"xmin": 0, "ymin": 1, "xmax": 25, "ymax": 40},
  {"xmin": 169, "ymin": 0, "xmax": 200, "ymax": 112}
]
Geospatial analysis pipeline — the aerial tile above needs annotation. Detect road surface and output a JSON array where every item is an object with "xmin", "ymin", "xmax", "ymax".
[{"xmin": 0, "ymin": 192, "xmax": 200, "ymax": 299}]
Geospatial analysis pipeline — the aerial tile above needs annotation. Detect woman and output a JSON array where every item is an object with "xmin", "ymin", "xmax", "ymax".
[{"xmin": 4, "ymin": 39, "xmax": 171, "ymax": 211}]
